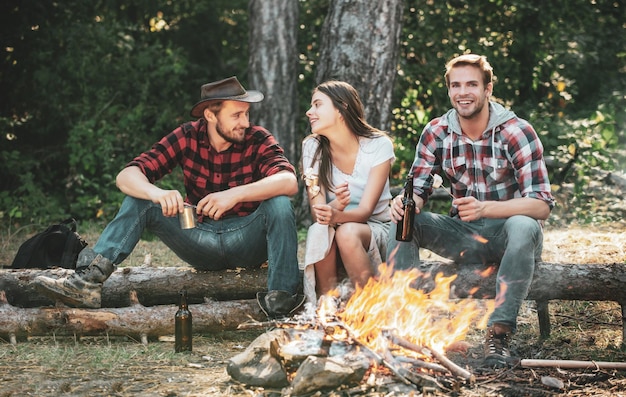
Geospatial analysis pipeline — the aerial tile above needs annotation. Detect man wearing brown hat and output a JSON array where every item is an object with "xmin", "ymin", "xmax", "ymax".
[{"xmin": 33, "ymin": 76, "xmax": 304, "ymax": 319}]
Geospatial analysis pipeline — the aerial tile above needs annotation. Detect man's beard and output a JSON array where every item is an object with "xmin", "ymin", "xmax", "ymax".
[
  {"xmin": 454, "ymin": 95, "xmax": 487, "ymax": 120},
  {"xmin": 216, "ymin": 121, "xmax": 246, "ymax": 144}
]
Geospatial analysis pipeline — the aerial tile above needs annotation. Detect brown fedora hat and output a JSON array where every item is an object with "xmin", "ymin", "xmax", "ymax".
[{"xmin": 190, "ymin": 76, "xmax": 264, "ymax": 118}]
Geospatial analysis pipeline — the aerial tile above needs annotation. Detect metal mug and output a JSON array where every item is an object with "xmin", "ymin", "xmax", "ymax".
[{"xmin": 179, "ymin": 206, "xmax": 197, "ymax": 229}]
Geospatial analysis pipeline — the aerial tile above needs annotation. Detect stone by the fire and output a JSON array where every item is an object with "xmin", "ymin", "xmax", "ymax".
[
  {"xmin": 278, "ymin": 329, "xmax": 326, "ymax": 362},
  {"xmin": 227, "ymin": 329, "xmax": 290, "ymax": 388},
  {"xmin": 289, "ymin": 353, "xmax": 370, "ymax": 396}
]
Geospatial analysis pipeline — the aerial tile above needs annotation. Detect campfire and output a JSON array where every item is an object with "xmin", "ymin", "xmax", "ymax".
[{"xmin": 228, "ymin": 262, "xmax": 494, "ymax": 394}]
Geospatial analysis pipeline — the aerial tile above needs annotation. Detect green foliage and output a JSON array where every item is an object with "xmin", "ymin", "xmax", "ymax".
[
  {"xmin": 0, "ymin": 0, "xmax": 248, "ymax": 226},
  {"xmin": 390, "ymin": 0, "xmax": 625, "ymax": 226},
  {"xmin": 0, "ymin": 0, "xmax": 624, "ymax": 227}
]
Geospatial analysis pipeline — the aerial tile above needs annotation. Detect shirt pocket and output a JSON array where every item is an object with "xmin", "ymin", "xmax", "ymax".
[{"xmin": 482, "ymin": 157, "xmax": 511, "ymax": 185}]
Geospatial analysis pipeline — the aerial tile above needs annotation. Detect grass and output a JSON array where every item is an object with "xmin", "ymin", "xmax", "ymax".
[{"xmin": 2, "ymin": 218, "xmax": 626, "ymax": 395}]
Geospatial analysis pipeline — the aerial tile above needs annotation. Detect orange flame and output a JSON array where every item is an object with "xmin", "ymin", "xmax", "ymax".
[
  {"xmin": 493, "ymin": 276, "xmax": 508, "ymax": 309},
  {"xmin": 472, "ymin": 234, "xmax": 489, "ymax": 244},
  {"xmin": 329, "ymin": 263, "xmax": 493, "ymax": 357},
  {"xmin": 477, "ymin": 266, "xmax": 497, "ymax": 278}
]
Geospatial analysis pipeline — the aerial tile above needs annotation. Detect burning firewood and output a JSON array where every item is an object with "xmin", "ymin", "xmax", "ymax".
[{"xmin": 386, "ymin": 332, "xmax": 474, "ymax": 382}]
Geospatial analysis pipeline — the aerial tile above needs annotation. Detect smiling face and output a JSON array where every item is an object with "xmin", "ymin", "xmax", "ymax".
[
  {"xmin": 206, "ymin": 100, "xmax": 251, "ymax": 146},
  {"xmin": 447, "ymin": 65, "xmax": 492, "ymax": 120},
  {"xmin": 305, "ymin": 90, "xmax": 342, "ymax": 137}
]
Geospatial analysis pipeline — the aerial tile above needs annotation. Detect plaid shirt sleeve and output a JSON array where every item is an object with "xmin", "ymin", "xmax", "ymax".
[
  {"xmin": 125, "ymin": 124, "xmax": 188, "ymax": 183},
  {"xmin": 125, "ymin": 121, "xmax": 295, "ymax": 217},
  {"xmin": 410, "ymin": 116, "xmax": 554, "ymax": 209},
  {"xmin": 502, "ymin": 118, "xmax": 555, "ymax": 208}
]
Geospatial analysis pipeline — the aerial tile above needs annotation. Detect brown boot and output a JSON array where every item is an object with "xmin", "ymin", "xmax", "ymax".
[
  {"xmin": 483, "ymin": 323, "xmax": 513, "ymax": 368},
  {"xmin": 33, "ymin": 249, "xmax": 114, "ymax": 308}
]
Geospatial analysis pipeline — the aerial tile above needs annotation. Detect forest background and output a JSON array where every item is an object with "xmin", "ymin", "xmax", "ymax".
[{"xmin": 1, "ymin": 0, "xmax": 624, "ymax": 234}]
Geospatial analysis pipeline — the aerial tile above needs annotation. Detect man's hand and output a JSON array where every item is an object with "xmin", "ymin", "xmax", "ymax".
[
  {"xmin": 390, "ymin": 194, "xmax": 421, "ymax": 223},
  {"xmin": 453, "ymin": 196, "xmax": 485, "ymax": 222},
  {"xmin": 197, "ymin": 190, "xmax": 239, "ymax": 220},
  {"xmin": 151, "ymin": 190, "xmax": 185, "ymax": 217}
]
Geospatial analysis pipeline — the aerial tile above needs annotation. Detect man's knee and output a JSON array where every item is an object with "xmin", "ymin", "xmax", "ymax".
[
  {"xmin": 504, "ymin": 215, "xmax": 542, "ymax": 249},
  {"xmin": 260, "ymin": 196, "xmax": 295, "ymax": 221}
]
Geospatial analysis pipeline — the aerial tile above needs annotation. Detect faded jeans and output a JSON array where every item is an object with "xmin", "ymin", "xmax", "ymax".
[
  {"xmin": 387, "ymin": 212, "xmax": 543, "ymax": 333},
  {"xmin": 92, "ymin": 195, "xmax": 300, "ymax": 294}
]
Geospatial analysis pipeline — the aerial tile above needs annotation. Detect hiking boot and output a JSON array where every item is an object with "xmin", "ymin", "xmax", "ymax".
[
  {"xmin": 75, "ymin": 246, "xmax": 99, "ymax": 271},
  {"xmin": 33, "ymin": 250, "xmax": 114, "ymax": 308},
  {"xmin": 483, "ymin": 324, "xmax": 513, "ymax": 368},
  {"xmin": 257, "ymin": 290, "xmax": 305, "ymax": 319}
]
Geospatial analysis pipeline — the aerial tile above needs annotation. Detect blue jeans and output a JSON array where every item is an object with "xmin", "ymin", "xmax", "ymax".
[
  {"xmin": 92, "ymin": 195, "xmax": 300, "ymax": 294},
  {"xmin": 387, "ymin": 212, "xmax": 543, "ymax": 332}
]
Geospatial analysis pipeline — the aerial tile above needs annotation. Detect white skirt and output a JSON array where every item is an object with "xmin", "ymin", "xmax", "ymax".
[{"xmin": 301, "ymin": 217, "xmax": 390, "ymax": 305}]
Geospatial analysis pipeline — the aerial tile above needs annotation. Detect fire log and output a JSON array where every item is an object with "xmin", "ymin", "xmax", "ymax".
[
  {"xmin": 387, "ymin": 332, "xmax": 474, "ymax": 382},
  {"xmin": 0, "ymin": 290, "xmax": 265, "ymax": 343},
  {"xmin": 0, "ymin": 266, "xmax": 268, "ymax": 308}
]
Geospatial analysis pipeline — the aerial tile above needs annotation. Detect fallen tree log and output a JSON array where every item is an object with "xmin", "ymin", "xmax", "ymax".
[
  {"xmin": 2, "ymin": 262, "xmax": 624, "ymax": 307},
  {"xmin": 412, "ymin": 261, "xmax": 626, "ymax": 342},
  {"xmin": 2, "ymin": 262, "xmax": 625, "ymax": 342},
  {"xmin": 0, "ymin": 290, "xmax": 265, "ymax": 344},
  {"xmin": 412, "ymin": 261, "xmax": 626, "ymax": 302},
  {"xmin": 0, "ymin": 266, "xmax": 268, "ymax": 308}
]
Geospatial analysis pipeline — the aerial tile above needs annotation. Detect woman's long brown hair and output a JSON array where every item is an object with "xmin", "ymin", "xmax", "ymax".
[{"xmin": 303, "ymin": 81, "xmax": 388, "ymax": 193}]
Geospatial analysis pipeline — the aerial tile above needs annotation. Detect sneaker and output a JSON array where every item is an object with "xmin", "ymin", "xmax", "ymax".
[
  {"xmin": 483, "ymin": 325, "xmax": 513, "ymax": 368},
  {"xmin": 33, "ymin": 274, "xmax": 103, "ymax": 308}
]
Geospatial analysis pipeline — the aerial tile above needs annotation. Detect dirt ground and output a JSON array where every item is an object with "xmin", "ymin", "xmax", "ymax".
[
  {"xmin": 2, "ymin": 222, "xmax": 626, "ymax": 396},
  {"xmin": 2, "ymin": 300, "xmax": 626, "ymax": 397}
]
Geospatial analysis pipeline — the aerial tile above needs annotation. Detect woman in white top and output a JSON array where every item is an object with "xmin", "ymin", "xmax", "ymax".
[{"xmin": 301, "ymin": 80, "xmax": 395, "ymax": 304}]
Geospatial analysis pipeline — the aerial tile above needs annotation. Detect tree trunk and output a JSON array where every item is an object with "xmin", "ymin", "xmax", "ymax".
[
  {"xmin": 404, "ymin": 261, "xmax": 626, "ymax": 302},
  {"xmin": 3, "ymin": 262, "xmax": 626, "ymax": 342},
  {"xmin": 0, "ymin": 266, "xmax": 268, "ymax": 308},
  {"xmin": 248, "ymin": 0, "xmax": 300, "ymax": 163},
  {"xmin": 315, "ymin": 0, "xmax": 404, "ymax": 131},
  {"xmin": 0, "ymin": 291, "xmax": 265, "ymax": 342},
  {"xmin": 4, "ymin": 262, "xmax": 626, "ymax": 308}
]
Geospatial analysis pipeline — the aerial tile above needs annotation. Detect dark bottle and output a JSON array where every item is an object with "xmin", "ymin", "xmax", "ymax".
[
  {"xmin": 395, "ymin": 173, "xmax": 415, "ymax": 242},
  {"xmin": 175, "ymin": 289, "xmax": 192, "ymax": 353}
]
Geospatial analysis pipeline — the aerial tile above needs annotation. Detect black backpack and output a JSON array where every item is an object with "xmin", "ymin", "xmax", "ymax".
[{"xmin": 10, "ymin": 218, "xmax": 88, "ymax": 269}]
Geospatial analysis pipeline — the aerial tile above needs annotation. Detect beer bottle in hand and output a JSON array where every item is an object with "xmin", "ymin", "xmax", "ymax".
[
  {"xmin": 395, "ymin": 173, "xmax": 415, "ymax": 242},
  {"xmin": 175, "ymin": 289, "xmax": 192, "ymax": 353}
]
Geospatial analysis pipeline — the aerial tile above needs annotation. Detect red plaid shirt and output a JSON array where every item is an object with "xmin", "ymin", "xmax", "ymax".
[
  {"xmin": 127, "ymin": 119, "xmax": 296, "ymax": 218},
  {"xmin": 411, "ymin": 104, "xmax": 555, "ymax": 209}
]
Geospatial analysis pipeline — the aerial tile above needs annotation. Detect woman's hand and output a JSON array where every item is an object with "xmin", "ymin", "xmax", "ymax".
[
  {"xmin": 313, "ymin": 204, "xmax": 333, "ymax": 225},
  {"xmin": 333, "ymin": 182, "xmax": 350, "ymax": 211}
]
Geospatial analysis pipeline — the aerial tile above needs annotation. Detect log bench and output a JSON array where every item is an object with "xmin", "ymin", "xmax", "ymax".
[{"xmin": 1, "ymin": 262, "xmax": 625, "ymax": 344}]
